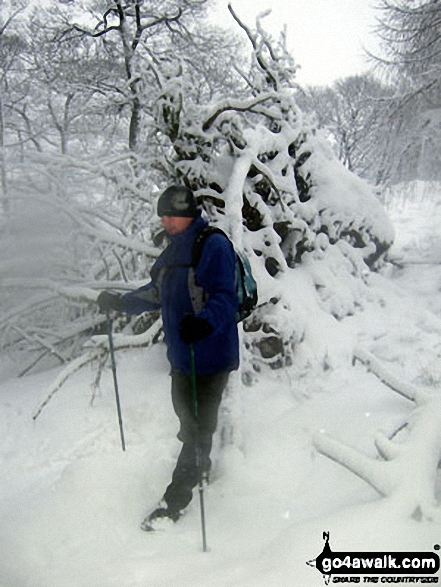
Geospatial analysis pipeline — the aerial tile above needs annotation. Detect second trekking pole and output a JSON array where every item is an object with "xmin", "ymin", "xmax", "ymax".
[
  {"xmin": 190, "ymin": 343, "xmax": 208, "ymax": 552},
  {"xmin": 106, "ymin": 310, "xmax": 126, "ymax": 452}
]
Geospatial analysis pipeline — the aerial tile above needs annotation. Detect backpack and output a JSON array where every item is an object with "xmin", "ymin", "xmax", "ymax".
[{"xmin": 190, "ymin": 226, "xmax": 258, "ymax": 323}]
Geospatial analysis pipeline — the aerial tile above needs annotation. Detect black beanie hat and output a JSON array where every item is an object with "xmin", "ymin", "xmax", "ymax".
[{"xmin": 157, "ymin": 185, "xmax": 198, "ymax": 217}]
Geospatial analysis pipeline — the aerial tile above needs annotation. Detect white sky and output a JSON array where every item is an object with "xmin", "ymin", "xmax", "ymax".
[{"xmin": 210, "ymin": 0, "xmax": 381, "ymax": 87}]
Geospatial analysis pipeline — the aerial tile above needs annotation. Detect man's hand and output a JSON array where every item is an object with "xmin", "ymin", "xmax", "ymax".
[
  {"xmin": 97, "ymin": 291, "xmax": 124, "ymax": 313},
  {"xmin": 179, "ymin": 315, "xmax": 213, "ymax": 344}
]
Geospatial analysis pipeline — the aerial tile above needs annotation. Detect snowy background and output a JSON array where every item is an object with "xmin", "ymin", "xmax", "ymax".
[{"xmin": 1, "ymin": 181, "xmax": 440, "ymax": 587}]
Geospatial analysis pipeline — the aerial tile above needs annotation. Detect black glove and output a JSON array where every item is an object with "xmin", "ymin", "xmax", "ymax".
[
  {"xmin": 179, "ymin": 315, "xmax": 213, "ymax": 344},
  {"xmin": 97, "ymin": 291, "xmax": 125, "ymax": 313}
]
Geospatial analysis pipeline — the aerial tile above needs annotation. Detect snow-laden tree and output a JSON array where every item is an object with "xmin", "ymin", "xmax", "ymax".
[
  {"xmin": 0, "ymin": 1, "xmax": 241, "ymax": 376},
  {"xmin": 302, "ymin": 1, "xmax": 441, "ymax": 186},
  {"xmin": 0, "ymin": 146, "xmax": 165, "ymax": 376},
  {"xmin": 54, "ymin": 0, "xmax": 215, "ymax": 151},
  {"xmin": 145, "ymin": 5, "xmax": 394, "ymax": 378},
  {"xmin": 0, "ymin": 2, "xmax": 29, "ymax": 213},
  {"xmin": 0, "ymin": 4, "xmax": 394, "ymax": 388},
  {"xmin": 300, "ymin": 75, "xmax": 396, "ymax": 185},
  {"xmin": 371, "ymin": 0, "xmax": 441, "ymax": 182},
  {"xmin": 375, "ymin": 0, "xmax": 440, "ymax": 103},
  {"xmin": 22, "ymin": 16, "xmax": 112, "ymax": 156}
]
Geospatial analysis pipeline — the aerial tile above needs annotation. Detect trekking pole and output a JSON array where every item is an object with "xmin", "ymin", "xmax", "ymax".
[
  {"xmin": 106, "ymin": 310, "xmax": 126, "ymax": 452},
  {"xmin": 190, "ymin": 343, "xmax": 208, "ymax": 552}
]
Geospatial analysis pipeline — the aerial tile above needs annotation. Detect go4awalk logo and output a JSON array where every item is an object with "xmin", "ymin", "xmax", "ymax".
[{"xmin": 307, "ymin": 532, "xmax": 440, "ymax": 585}]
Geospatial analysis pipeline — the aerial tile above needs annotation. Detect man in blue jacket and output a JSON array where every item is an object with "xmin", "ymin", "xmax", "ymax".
[{"xmin": 98, "ymin": 185, "xmax": 239, "ymax": 529}]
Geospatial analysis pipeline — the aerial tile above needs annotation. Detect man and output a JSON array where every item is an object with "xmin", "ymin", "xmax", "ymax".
[{"xmin": 97, "ymin": 185, "xmax": 239, "ymax": 530}]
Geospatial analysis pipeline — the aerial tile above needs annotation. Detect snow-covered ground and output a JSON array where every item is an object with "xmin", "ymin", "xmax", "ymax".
[{"xmin": 1, "ymin": 184, "xmax": 441, "ymax": 587}]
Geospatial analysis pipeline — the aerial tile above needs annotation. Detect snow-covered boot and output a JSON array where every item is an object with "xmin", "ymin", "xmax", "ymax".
[{"xmin": 140, "ymin": 500, "xmax": 182, "ymax": 532}]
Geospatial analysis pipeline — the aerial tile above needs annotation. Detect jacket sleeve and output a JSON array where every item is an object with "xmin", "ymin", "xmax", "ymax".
[
  {"xmin": 195, "ymin": 234, "xmax": 238, "ymax": 333},
  {"xmin": 120, "ymin": 280, "xmax": 161, "ymax": 315},
  {"xmin": 120, "ymin": 254, "xmax": 164, "ymax": 315}
]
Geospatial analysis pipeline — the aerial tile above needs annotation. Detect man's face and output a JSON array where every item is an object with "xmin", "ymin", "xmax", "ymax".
[{"xmin": 161, "ymin": 215, "xmax": 194, "ymax": 235}]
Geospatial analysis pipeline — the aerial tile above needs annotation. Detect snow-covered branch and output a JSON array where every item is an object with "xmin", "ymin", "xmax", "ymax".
[
  {"xmin": 314, "ymin": 431, "xmax": 393, "ymax": 496},
  {"xmin": 353, "ymin": 346, "xmax": 429, "ymax": 404},
  {"xmin": 227, "ymin": 4, "xmax": 278, "ymax": 91},
  {"xmin": 79, "ymin": 224, "xmax": 161, "ymax": 258},
  {"xmin": 202, "ymin": 94, "xmax": 278, "ymax": 131},
  {"xmin": 33, "ymin": 317, "xmax": 163, "ymax": 421},
  {"xmin": 314, "ymin": 347, "xmax": 441, "ymax": 520},
  {"xmin": 1, "ymin": 279, "xmax": 99, "ymax": 303}
]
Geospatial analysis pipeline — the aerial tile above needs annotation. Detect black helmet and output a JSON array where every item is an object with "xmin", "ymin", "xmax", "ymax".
[{"xmin": 157, "ymin": 185, "xmax": 198, "ymax": 217}]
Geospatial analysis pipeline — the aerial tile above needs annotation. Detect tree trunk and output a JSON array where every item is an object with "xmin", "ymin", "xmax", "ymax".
[{"xmin": 0, "ymin": 93, "xmax": 9, "ymax": 214}]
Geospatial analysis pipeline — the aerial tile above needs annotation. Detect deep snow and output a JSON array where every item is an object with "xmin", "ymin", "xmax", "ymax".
[{"xmin": 1, "ymin": 183, "xmax": 441, "ymax": 587}]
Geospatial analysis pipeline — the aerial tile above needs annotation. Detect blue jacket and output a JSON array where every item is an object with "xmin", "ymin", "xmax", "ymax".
[{"xmin": 121, "ymin": 214, "xmax": 239, "ymax": 375}]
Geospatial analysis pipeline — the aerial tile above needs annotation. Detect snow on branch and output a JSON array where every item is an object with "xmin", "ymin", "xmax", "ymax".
[
  {"xmin": 202, "ymin": 93, "xmax": 279, "ymax": 131},
  {"xmin": 1, "ymin": 279, "xmax": 99, "ymax": 304},
  {"xmin": 65, "ymin": 4, "xmax": 183, "ymax": 43},
  {"xmin": 79, "ymin": 224, "xmax": 162, "ymax": 258},
  {"xmin": 228, "ymin": 4, "xmax": 278, "ymax": 91},
  {"xmin": 314, "ymin": 347, "xmax": 441, "ymax": 520},
  {"xmin": 0, "ymin": 292, "xmax": 58, "ymax": 333},
  {"xmin": 33, "ymin": 317, "xmax": 163, "ymax": 421},
  {"xmin": 314, "ymin": 431, "xmax": 393, "ymax": 497},
  {"xmin": 353, "ymin": 346, "xmax": 429, "ymax": 404}
]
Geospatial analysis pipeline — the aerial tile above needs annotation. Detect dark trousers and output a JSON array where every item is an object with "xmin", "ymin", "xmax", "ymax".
[{"xmin": 163, "ymin": 370, "xmax": 229, "ymax": 512}]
